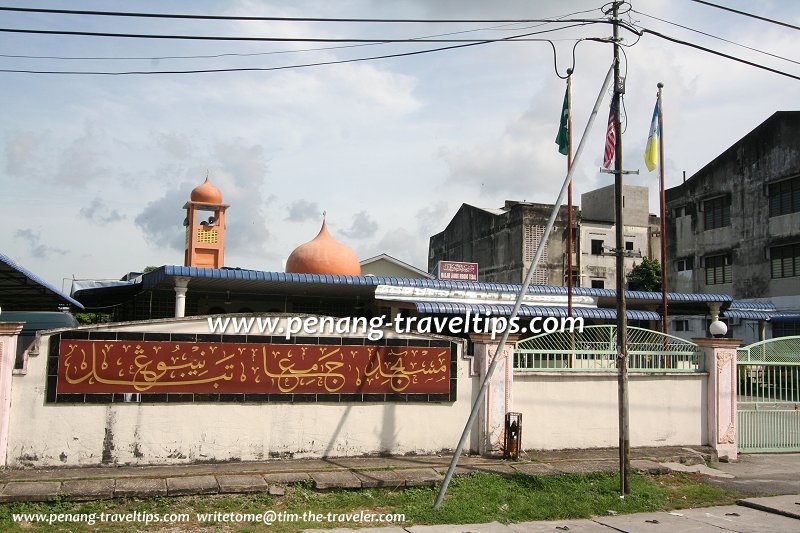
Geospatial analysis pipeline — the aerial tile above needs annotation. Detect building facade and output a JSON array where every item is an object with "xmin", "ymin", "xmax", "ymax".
[
  {"xmin": 427, "ymin": 201, "xmax": 574, "ymax": 285},
  {"xmin": 428, "ymin": 184, "xmax": 661, "ymax": 291},
  {"xmin": 665, "ymin": 111, "xmax": 800, "ymax": 340},
  {"xmin": 579, "ymin": 184, "xmax": 662, "ymax": 290}
]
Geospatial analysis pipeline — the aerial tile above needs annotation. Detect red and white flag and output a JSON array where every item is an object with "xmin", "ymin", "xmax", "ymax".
[{"xmin": 603, "ymin": 104, "xmax": 616, "ymax": 169}]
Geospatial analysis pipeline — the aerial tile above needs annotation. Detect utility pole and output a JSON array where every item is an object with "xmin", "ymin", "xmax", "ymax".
[{"xmin": 611, "ymin": 0, "xmax": 630, "ymax": 496}]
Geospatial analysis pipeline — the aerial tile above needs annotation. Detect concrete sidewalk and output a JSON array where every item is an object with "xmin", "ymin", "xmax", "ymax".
[
  {"xmin": 305, "ymin": 494, "xmax": 800, "ymax": 533},
  {"xmin": 701, "ymin": 453, "xmax": 800, "ymax": 497},
  {"xmin": 0, "ymin": 446, "xmax": 712, "ymax": 503}
]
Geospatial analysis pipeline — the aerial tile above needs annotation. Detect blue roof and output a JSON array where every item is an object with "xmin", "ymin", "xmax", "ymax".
[
  {"xmin": 413, "ymin": 302, "xmax": 660, "ymax": 321},
  {"xmin": 724, "ymin": 310, "xmax": 773, "ymax": 320},
  {"xmin": 729, "ymin": 300, "xmax": 777, "ymax": 311},
  {"xmin": 0, "ymin": 250, "xmax": 84, "ymax": 310},
  {"xmin": 771, "ymin": 312, "xmax": 800, "ymax": 323},
  {"xmin": 145, "ymin": 265, "xmax": 733, "ymax": 304}
]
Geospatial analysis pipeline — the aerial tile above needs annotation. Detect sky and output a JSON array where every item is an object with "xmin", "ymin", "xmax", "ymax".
[{"xmin": 0, "ymin": 0, "xmax": 798, "ymax": 292}]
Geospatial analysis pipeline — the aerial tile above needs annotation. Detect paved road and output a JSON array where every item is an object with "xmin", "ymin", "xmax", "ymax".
[
  {"xmin": 305, "ymin": 496, "xmax": 800, "ymax": 532},
  {"xmin": 702, "ymin": 453, "xmax": 800, "ymax": 496}
]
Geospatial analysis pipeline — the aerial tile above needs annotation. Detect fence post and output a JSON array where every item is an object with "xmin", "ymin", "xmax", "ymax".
[
  {"xmin": 0, "ymin": 322, "xmax": 24, "ymax": 467},
  {"xmin": 693, "ymin": 337, "xmax": 742, "ymax": 462},
  {"xmin": 471, "ymin": 334, "xmax": 517, "ymax": 455}
]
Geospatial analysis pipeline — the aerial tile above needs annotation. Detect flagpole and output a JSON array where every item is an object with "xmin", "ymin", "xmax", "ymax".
[
  {"xmin": 433, "ymin": 63, "xmax": 615, "ymax": 510},
  {"xmin": 567, "ymin": 69, "xmax": 574, "ymax": 317},
  {"xmin": 657, "ymin": 83, "xmax": 668, "ymax": 337}
]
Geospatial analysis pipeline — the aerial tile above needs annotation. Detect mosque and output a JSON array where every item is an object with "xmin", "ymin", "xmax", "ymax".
[
  {"xmin": 71, "ymin": 177, "xmax": 747, "ymax": 334},
  {"xmin": 0, "ymin": 178, "xmax": 760, "ymax": 466}
]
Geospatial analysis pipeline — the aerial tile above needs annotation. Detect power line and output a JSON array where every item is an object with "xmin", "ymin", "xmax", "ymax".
[
  {"xmin": 0, "ymin": 5, "xmax": 602, "ymax": 24},
  {"xmin": 638, "ymin": 27, "xmax": 800, "ymax": 81},
  {"xmin": 0, "ymin": 26, "xmax": 598, "ymax": 75},
  {"xmin": 632, "ymin": 9, "xmax": 799, "ymax": 66},
  {"xmin": 0, "ymin": 18, "xmax": 595, "ymax": 61},
  {"xmin": 0, "ymin": 20, "xmax": 610, "ymax": 42},
  {"xmin": 689, "ymin": 0, "xmax": 800, "ymax": 32}
]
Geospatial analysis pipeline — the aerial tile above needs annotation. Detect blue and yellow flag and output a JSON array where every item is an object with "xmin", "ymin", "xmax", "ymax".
[{"xmin": 644, "ymin": 100, "xmax": 660, "ymax": 172}]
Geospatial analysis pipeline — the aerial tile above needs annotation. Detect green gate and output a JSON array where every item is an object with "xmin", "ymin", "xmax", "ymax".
[
  {"xmin": 514, "ymin": 325, "xmax": 704, "ymax": 372},
  {"xmin": 737, "ymin": 336, "xmax": 800, "ymax": 453}
]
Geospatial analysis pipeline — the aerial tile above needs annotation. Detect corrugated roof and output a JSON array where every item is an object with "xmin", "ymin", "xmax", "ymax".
[
  {"xmin": 729, "ymin": 300, "xmax": 777, "ymax": 311},
  {"xmin": 770, "ymin": 312, "xmax": 800, "ymax": 323},
  {"xmin": 0, "ymin": 251, "xmax": 84, "ymax": 310},
  {"xmin": 412, "ymin": 302, "xmax": 660, "ymax": 321},
  {"xmin": 142, "ymin": 265, "xmax": 732, "ymax": 304},
  {"xmin": 724, "ymin": 310, "xmax": 773, "ymax": 320}
]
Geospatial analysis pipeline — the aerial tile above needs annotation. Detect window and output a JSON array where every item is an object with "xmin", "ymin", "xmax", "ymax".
[
  {"xmin": 676, "ymin": 257, "xmax": 695, "ymax": 271},
  {"xmin": 591, "ymin": 239, "xmax": 604, "ymax": 255},
  {"xmin": 625, "ymin": 241, "xmax": 634, "ymax": 251},
  {"xmin": 705, "ymin": 253, "xmax": 732, "ymax": 285},
  {"xmin": 673, "ymin": 206, "xmax": 685, "ymax": 218},
  {"xmin": 770, "ymin": 243, "xmax": 800, "ymax": 279},
  {"xmin": 768, "ymin": 176, "xmax": 800, "ymax": 217},
  {"xmin": 703, "ymin": 195, "xmax": 731, "ymax": 230},
  {"xmin": 564, "ymin": 269, "xmax": 580, "ymax": 287},
  {"xmin": 674, "ymin": 319, "xmax": 690, "ymax": 332},
  {"xmin": 591, "ymin": 280, "xmax": 605, "ymax": 289}
]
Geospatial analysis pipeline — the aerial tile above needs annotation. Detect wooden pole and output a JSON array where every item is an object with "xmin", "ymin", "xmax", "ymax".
[{"xmin": 611, "ymin": 0, "xmax": 630, "ymax": 496}]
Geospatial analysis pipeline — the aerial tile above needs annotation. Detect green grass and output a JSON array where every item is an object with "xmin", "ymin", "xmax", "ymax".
[{"xmin": 0, "ymin": 472, "xmax": 740, "ymax": 532}]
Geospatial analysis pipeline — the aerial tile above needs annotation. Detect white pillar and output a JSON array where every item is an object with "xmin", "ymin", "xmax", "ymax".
[
  {"xmin": 174, "ymin": 277, "xmax": 190, "ymax": 318},
  {"xmin": 0, "ymin": 322, "xmax": 24, "ymax": 466},
  {"xmin": 471, "ymin": 334, "xmax": 515, "ymax": 456},
  {"xmin": 694, "ymin": 337, "xmax": 742, "ymax": 462}
]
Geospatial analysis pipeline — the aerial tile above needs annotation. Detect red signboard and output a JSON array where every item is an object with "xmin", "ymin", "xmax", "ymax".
[
  {"xmin": 438, "ymin": 261, "xmax": 479, "ymax": 281},
  {"xmin": 57, "ymin": 340, "xmax": 450, "ymax": 394}
]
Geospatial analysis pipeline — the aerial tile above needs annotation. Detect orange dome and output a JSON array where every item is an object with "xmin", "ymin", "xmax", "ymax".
[
  {"xmin": 286, "ymin": 221, "xmax": 362, "ymax": 276},
  {"xmin": 190, "ymin": 177, "xmax": 223, "ymax": 204}
]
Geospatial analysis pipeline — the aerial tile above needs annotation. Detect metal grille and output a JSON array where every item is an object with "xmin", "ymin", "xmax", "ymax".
[
  {"xmin": 737, "ymin": 335, "xmax": 800, "ymax": 453},
  {"xmin": 523, "ymin": 224, "xmax": 548, "ymax": 285},
  {"xmin": 196, "ymin": 229, "xmax": 219, "ymax": 244},
  {"xmin": 514, "ymin": 325, "xmax": 704, "ymax": 372},
  {"xmin": 737, "ymin": 336, "xmax": 800, "ymax": 364}
]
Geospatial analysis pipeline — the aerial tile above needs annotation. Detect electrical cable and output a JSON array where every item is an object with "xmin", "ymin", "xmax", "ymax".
[
  {"xmin": 0, "ymin": 24, "xmax": 595, "ymax": 75},
  {"xmin": 0, "ymin": 13, "xmax": 603, "ymax": 61},
  {"xmin": 0, "ymin": 21, "xmax": 610, "ymax": 42},
  {"xmin": 688, "ymin": 0, "xmax": 800, "ymax": 32},
  {"xmin": 0, "ymin": 5, "xmax": 602, "ymax": 24},
  {"xmin": 632, "ymin": 9, "xmax": 799, "ymax": 66},
  {"xmin": 638, "ymin": 27, "xmax": 800, "ymax": 81}
]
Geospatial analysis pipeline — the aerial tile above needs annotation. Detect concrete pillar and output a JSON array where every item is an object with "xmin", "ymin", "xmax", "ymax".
[
  {"xmin": 758, "ymin": 320, "xmax": 766, "ymax": 341},
  {"xmin": 694, "ymin": 337, "xmax": 742, "ymax": 462},
  {"xmin": 174, "ymin": 277, "xmax": 190, "ymax": 318},
  {"xmin": 0, "ymin": 322, "xmax": 24, "ymax": 466},
  {"xmin": 471, "ymin": 334, "xmax": 516, "ymax": 456}
]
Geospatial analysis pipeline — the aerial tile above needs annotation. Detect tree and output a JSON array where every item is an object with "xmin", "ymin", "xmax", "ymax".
[
  {"xmin": 627, "ymin": 257, "xmax": 662, "ymax": 292},
  {"xmin": 73, "ymin": 312, "xmax": 110, "ymax": 325}
]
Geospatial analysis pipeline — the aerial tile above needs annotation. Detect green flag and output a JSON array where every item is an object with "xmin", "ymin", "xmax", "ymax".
[{"xmin": 555, "ymin": 84, "xmax": 570, "ymax": 156}]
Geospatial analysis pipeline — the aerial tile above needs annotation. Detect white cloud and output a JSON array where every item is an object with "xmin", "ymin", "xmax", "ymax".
[
  {"xmin": 341, "ymin": 210, "xmax": 378, "ymax": 239},
  {"xmin": 0, "ymin": 0, "xmax": 797, "ymax": 286}
]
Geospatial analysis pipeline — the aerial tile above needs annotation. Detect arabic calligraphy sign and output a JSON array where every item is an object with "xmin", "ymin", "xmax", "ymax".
[{"xmin": 57, "ymin": 340, "xmax": 451, "ymax": 394}]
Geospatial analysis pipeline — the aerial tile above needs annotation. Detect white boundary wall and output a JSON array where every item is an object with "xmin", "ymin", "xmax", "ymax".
[
  {"xmin": 6, "ymin": 318, "xmax": 475, "ymax": 467},
  {"xmin": 514, "ymin": 372, "xmax": 708, "ymax": 450},
  {"xmin": 6, "ymin": 316, "xmax": 711, "ymax": 467}
]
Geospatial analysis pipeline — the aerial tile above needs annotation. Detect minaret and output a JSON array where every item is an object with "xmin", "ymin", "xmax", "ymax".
[{"xmin": 183, "ymin": 177, "xmax": 229, "ymax": 269}]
